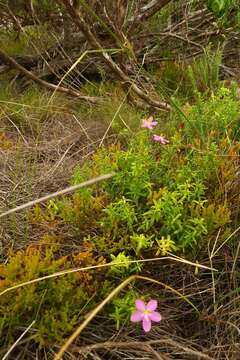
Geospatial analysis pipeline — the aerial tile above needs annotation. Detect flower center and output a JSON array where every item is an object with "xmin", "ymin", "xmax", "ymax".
[{"xmin": 143, "ymin": 310, "xmax": 150, "ymax": 315}]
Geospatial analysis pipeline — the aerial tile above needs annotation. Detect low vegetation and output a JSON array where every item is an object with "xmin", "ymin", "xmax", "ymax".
[{"xmin": 0, "ymin": 1, "xmax": 240, "ymax": 359}]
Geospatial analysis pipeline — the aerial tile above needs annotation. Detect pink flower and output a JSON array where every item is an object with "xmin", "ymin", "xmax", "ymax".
[
  {"xmin": 130, "ymin": 299, "xmax": 162, "ymax": 332},
  {"xmin": 152, "ymin": 134, "xmax": 170, "ymax": 144},
  {"xmin": 141, "ymin": 116, "xmax": 158, "ymax": 130}
]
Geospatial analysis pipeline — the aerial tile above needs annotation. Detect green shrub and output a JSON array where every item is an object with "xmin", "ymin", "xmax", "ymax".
[
  {"xmin": 33, "ymin": 95, "xmax": 238, "ymax": 254},
  {"xmin": 175, "ymin": 86, "xmax": 240, "ymax": 143},
  {"xmin": 0, "ymin": 236, "xmax": 106, "ymax": 347}
]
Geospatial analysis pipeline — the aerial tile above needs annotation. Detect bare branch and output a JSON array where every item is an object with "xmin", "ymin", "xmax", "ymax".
[
  {"xmin": 129, "ymin": 0, "xmax": 172, "ymax": 25},
  {"xmin": 59, "ymin": 0, "xmax": 170, "ymax": 111},
  {"xmin": 0, "ymin": 48, "xmax": 98, "ymax": 103}
]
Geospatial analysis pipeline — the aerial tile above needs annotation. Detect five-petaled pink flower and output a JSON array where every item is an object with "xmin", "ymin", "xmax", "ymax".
[
  {"xmin": 130, "ymin": 299, "xmax": 162, "ymax": 332},
  {"xmin": 152, "ymin": 134, "xmax": 170, "ymax": 144},
  {"xmin": 141, "ymin": 116, "xmax": 158, "ymax": 130}
]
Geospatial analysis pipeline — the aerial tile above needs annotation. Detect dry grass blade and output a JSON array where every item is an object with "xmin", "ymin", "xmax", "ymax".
[
  {"xmin": 2, "ymin": 320, "xmax": 36, "ymax": 360},
  {"xmin": 0, "ymin": 173, "xmax": 115, "ymax": 218},
  {"xmin": 0, "ymin": 256, "xmax": 216, "ymax": 297}
]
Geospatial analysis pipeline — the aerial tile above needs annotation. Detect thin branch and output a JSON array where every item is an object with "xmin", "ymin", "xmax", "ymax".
[
  {"xmin": 0, "ymin": 48, "xmax": 98, "ymax": 103},
  {"xmin": 60, "ymin": 0, "xmax": 170, "ymax": 111},
  {"xmin": 129, "ymin": 0, "xmax": 172, "ymax": 25}
]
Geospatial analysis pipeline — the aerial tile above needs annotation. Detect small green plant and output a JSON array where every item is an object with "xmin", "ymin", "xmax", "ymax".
[
  {"xmin": 155, "ymin": 235, "xmax": 178, "ymax": 255},
  {"xmin": 104, "ymin": 133, "xmax": 154, "ymax": 202},
  {"xmin": 131, "ymin": 233, "xmax": 153, "ymax": 255},
  {"xmin": 109, "ymin": 252, "xmax": 142, "ymax": 276},
  {"xmin": 100, "ymin": 197, "xmax": 137, "ymax": 236},
  {"xmin": 110, "ymin": 291, "xmax": 137, "ymax": 330}
]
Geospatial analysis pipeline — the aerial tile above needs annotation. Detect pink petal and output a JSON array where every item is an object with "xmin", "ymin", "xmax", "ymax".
[
  {"xmin": 152, "ymin": 134, "xmax": 169, "ymax": 144},
  {"xmin": 149, "ymin": 311, "xmax": 162, "ymax": 322},
  {"xmin": 142, "ymin": 318, "xmax": 152, "ymax": 332},
  {"xmin": 146, "ymin": 300, "xmax": 158, "ymax": 311},
  {"xmin": 152, "ymin": 134, "xmax": 161, "ymax": 141},
  {"xmin": 130, "ymin": 311, "xmax": 144, "ymax": 322},
  {"xmin": 141, "ymin": 119, "xmax": 149, "ymax": 127},
  {"xmin": 135, "ymin": 299, "xmax": 146, "ymax": 311},
  {"xmin": 141, "ymin": 121, "xmax": 147, "ymax": 128},
  {"xmin": 141, "ymin": 117, "xmax": 158, "ymax": 129}
]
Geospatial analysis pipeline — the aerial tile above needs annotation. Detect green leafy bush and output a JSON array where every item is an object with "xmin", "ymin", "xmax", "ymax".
[{"xmin": 32, "ymin": 88, "xmax": 238, "ymax": 255}]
